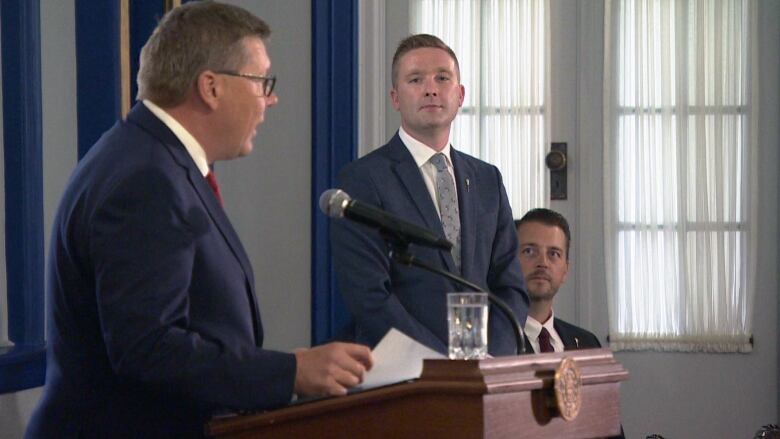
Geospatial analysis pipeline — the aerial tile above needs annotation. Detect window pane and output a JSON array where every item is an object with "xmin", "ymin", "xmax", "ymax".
[
  {"xmin": 686, "ymin": 0, "xmax": 749, "ymax": 106},
  {"xmin": 482, "ymin": 0, "xmax": 545, "ymax": 108},
  {"xmin": 618, "ymin": 0, "xmax": 677, "ymax": 108},
  {"xmin": 684, "ymin": 114, "xmax": 745, "ymax": 222},
  {"xmin": 617, "ymin": 114, "xmax": 679, "ymax": 224},
  {"xmin": 617, "ymin": 229, "xmax": 681, "ymax": 335},
  {"xmin": 483, "ymin": 113, "xmax": 546, "ymax": 214},
  {"xmin": 684, "ymin": 229, "xmax": 747, "ymax": 335}
]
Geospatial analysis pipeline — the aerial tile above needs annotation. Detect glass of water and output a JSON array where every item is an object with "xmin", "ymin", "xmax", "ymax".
[{"xmin": 447, "ymin": 292, "xmax": 489, "ymax": 360}]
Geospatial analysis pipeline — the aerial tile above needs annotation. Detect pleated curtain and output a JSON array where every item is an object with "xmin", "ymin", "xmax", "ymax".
[{"xmin": 603, "ymin": 0, "xmax": 758, "ymax": 352}]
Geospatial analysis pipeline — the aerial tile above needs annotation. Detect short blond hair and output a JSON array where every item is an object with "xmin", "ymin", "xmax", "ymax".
[
  {"xmin": 136, "ymin": 1, "xmax": 270, "ymax": 107},
  {"xmin": 391, "ymin": 34, "xmax": 460, "ymax": 87}
]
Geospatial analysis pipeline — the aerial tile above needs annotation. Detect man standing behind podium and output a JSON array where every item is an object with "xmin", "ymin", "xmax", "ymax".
[
  {"xmin": 515, "ymin": 209, "xmax": 601, "ymax": 352},
  {"xmin": 26, "ymin": 3, "xmax": 371, "ymax": 438},
  {"xmin": 332, "ymin": 34, "xmax": 528, "ymax": 356}
]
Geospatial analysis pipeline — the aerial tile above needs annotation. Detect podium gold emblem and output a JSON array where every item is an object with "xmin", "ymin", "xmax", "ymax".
[{"xmin": 554, "ymin": 356, "xmax": 582, "ymax": 421}]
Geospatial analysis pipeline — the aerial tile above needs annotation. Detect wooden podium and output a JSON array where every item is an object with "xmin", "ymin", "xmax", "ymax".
[{"xmin": 206, "ymin": 348, "xmax": 628, "ymax": 439}]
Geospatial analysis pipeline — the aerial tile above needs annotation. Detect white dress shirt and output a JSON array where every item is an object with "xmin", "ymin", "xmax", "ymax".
[{"xmin": 143, "ymin": 99, "xmax": 210, "ymax": 177}]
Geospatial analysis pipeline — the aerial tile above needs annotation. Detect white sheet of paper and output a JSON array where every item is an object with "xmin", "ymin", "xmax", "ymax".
[{"xmin": 359, "ymin": 328, "xmax": 446, "ymax": 390}]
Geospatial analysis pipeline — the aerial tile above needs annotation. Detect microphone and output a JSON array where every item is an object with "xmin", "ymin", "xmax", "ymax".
[
  {"xmin": 319, "ymin": 189, "xmax": 453, "ymax": 251},
  {"xmin": 321, "ymin": 188, "xmax": 526, "ymax": 355}
]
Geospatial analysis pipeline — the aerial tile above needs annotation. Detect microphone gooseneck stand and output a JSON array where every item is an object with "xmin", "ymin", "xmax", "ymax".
[{"xmin": 382, "ymin": 231, "xmax": 527, "ymax": 355}]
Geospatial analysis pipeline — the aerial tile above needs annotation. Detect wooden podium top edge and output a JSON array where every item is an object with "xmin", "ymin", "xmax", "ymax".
[{"xmin": 206, "ymin": 348, "xmax": 628, "ymax": 437}]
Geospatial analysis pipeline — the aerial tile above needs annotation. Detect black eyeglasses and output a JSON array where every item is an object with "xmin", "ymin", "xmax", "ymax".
[{"xmin": 215, "ymin": 71, "xmax": 276, "ymax": 97}]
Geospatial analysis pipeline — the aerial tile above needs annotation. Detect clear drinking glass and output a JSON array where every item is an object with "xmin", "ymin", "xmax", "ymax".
[{"xmin": 447, "ymin": 292, "xmax": 488, "ymax": 360}]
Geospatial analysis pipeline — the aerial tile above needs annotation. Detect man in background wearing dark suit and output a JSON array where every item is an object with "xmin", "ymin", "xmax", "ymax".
[
  {"xmin": 332, "ymin": 34, "xmax": 528, "ymax": 356},
  {"xmin": 515, "ymin": 208, "xmax": 601, "ymax": 352},
  {"xmin": 26, "ymin": 3, "xmax": 371, "ymax": 438}
]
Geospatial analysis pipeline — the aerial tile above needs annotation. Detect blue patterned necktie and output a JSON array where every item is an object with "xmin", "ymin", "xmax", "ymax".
[{"xmin": 430, "ymin": 153, "xmax": 461, "ymax": 271}]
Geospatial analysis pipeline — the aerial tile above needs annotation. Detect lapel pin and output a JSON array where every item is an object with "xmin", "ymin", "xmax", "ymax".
[{"xmin": 465, "ymin": 178, "xmax": 470, "ymax": 192}]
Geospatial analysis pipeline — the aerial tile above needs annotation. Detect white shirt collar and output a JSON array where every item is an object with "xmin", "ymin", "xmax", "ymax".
[
  {"xmin": 398, "ymin": 126, "xmax": 453, "ymax": 169},
  {"xmin": 143, "ymin": 99, "xmax": 210, "ymax": 177},
  {"xmin": 524, "ymin": 310, "xmax": 556, "ymax": 341}
]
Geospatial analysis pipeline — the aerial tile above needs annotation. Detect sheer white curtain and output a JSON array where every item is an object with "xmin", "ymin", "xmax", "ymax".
[
  {"xmin": 410, "ymin": 0, "xmax": 550, "ymax": 216},
  {"xmin": 603, "ymin": 0, "xmax": 758, "ymax": 352}
]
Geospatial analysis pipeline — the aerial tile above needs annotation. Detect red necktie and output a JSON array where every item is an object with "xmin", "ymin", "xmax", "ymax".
[
  {"xmin": 205, "ymin": 172, "xmax": 223, "ymax": 206},
  {"xmin": 538, "ymin": 327, "xmax": 554, "ymax": 353}
]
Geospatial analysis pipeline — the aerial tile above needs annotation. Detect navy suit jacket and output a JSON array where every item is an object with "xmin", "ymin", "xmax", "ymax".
[
  {"xmin": 26, "ymin": 104, "xmax": 296, "ymax": 439},
  {"xmin": 331, "ymin": 133, "xmax": 528, "ymax": 356},
  {"xmin": 555, "ymin": 317, "xmax": 601, "ymax": 350}
]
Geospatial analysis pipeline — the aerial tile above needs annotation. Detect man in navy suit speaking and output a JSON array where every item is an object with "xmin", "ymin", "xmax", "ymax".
[
  {"xmin": 26, "ymin": 2, "xmax": 371, "ymax": 438},
  {"xmin": 331, "ymin": 34, "xmax": 528, "ymax": 356}
]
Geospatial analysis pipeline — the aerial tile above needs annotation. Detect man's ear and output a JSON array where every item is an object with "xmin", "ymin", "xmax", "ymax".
[
  {"xmin": 196, "ymin": 71, "xmax": 221, "ymax": 110},
  {"xmin": 390, "ymin": 87, "xmax": 401, "ymax": 112}
]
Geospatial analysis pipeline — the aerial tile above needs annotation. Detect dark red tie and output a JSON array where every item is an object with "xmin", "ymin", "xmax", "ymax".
[
  {"xmin": 538, "ymin": 327, "xmax": 554, "ymax": 353},
  {"xmin": 205, "ymin": 172, "xmax": 223, "ymax": 206}
]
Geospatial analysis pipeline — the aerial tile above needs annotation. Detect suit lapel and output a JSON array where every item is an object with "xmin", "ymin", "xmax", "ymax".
[
  {"xmin": 522, "ymin": 333, "xmax": 533, "ymax": 354},
  {"xmin": 188, "ymin": 166, "xmax": 256, "ymax": 288},
  {"xmin": 187, "ymin": 166, "xmax": 263, "ymax": 342},
  {"xmin": 451, "ymin": 149, "xmax": 475, "ymax": 279},
  {"xmin": 554, "ymin": 318, "xmax": 578, "ymax": 351},
  {"xmin": 127, "ymin": 104, "xmax": 261, "ymax": 339},
  {"xmin": 386, "ymin": 135, "xmax": 456, "ymax": 273}
]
